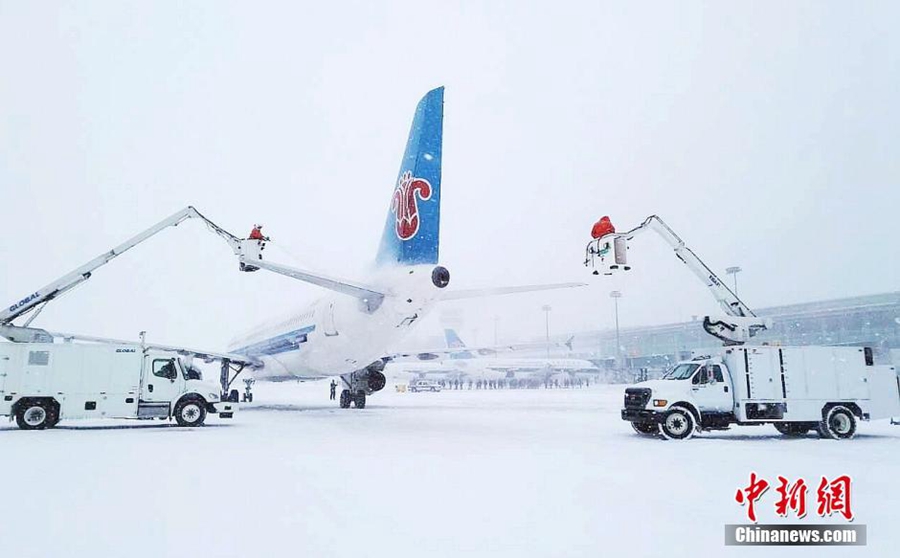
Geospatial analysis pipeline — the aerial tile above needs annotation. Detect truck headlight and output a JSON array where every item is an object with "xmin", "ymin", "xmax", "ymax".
[
  {"xmin": 653, "ymin": 399, "xmax": 668, "ymax": 407},
  {"xmin": 209, "ymin": 393, "xmax": 220, "ymax": 401}
]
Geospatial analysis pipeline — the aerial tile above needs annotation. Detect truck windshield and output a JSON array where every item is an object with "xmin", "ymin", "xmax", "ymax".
[{"xmin": 664, "ymin": 363, "xmax": 699, "ymax": 380}]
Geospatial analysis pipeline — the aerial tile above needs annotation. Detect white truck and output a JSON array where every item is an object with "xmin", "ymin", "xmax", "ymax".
[
  {"xmin": 622, "ymin": 345, "xmax": 900, "ymax": 439},
  {"xmin": 409, "ymin": 379, "xmax": 443, "ymax": 392},
  {"xmin": 0, "ymin": 206, "xmax": 264, "ymax": 428},
  {"xmin": 585, "ymin": 215, "xmax": 900, "ymax": 439},
  {"xmin": 0, "ymin": 342, "xmax": 237, "ymax": 429}
]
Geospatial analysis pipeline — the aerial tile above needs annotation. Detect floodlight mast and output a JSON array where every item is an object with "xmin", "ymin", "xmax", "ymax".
[{"xmin": 584, "ymin": 215, "xmax": 770, "ymax": 345}]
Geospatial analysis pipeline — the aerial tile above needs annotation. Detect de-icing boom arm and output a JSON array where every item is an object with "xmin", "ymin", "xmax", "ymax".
[
  {"xmin": 0, "ymin": 206, "xmax": 244, "ymax": 330},
  {"xmin": 585, "ymin": 215, "xmax": 770, "ymax": 345}
]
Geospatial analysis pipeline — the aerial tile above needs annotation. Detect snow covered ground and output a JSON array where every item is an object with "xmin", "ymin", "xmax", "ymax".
[{"xmin": 1, "ymin": 381, "xmax": 897, "ymax": 557}]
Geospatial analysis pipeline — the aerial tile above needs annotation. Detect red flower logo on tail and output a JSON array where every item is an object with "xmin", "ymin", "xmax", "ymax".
[{"xmin": 392, "ymin": 171, "xmax": 432, "ymax": 240}]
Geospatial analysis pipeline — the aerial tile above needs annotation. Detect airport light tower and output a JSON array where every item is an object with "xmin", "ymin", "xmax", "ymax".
[
  {"xmin": 542, "ymin": 305, "xmax": 552, "ymax": 358},
  {"xmin": 726, "ymin": 266, "xmax": 742, "ymax": 295},
  {"xmin": 610, "ymin": 290, "xmax": 622, "ymax": 369}
]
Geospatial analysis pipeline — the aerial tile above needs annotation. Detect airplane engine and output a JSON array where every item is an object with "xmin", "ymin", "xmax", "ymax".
[
  {"xmin": 367, "ymin": 370, "xmax": 386, "ymax": 392},
  {"xmin": 431, "ymin": 266, "xmax": 450, "ymax": 288},
  {"xmin": 344, "ymin": 361, "xmax": 388, "ymax": 396}
]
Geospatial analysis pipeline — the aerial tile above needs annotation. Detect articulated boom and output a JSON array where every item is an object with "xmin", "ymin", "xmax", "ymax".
[
  {"xmin": 0, "ymin": 206, "xmax": 258, "ymax": 337},
  {"xmin": 585, "ymin": 215, "xmax": 770, "ymax": 345}
]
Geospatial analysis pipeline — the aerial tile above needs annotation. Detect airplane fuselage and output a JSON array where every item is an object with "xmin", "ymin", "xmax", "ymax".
[{"xmin": 229, "ymin": 264, "xmax": 446, "ymax": 379}]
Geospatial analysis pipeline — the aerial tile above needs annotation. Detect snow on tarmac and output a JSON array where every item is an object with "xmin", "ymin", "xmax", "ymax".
[{"xmin": 1, "ymin": 381, "xmax": 897, "ymax": 558}]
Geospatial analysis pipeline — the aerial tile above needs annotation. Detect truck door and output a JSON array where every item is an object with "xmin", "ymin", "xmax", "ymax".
[
  {"xmin": 141, "ymin": 357, "xmax": 184, "ymax": 405},
  {"xmin": 691, "ymin": 365, "xmax": 733, "ymax": 413}
]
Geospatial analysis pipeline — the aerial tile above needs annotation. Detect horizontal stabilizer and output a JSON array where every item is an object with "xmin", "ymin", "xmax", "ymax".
[
  {"xmin": 440, "ymin": 282, "xmax": 586, "ymax": 301},
  {"xmin": 243, "ymin": 258, "xmax": 385, "ymax": 310}
]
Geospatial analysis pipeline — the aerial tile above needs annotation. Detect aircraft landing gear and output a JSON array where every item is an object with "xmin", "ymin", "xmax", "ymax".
[
  {"xmin": 242, "ymin": 378, "xmax": 255, "ymax": 403},
  {"xmin": 338, "ymin": 389, "xmax": 366, "ymax": 409}
]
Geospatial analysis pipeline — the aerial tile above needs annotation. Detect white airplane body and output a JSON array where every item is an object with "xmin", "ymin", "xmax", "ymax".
[
  {"xmin": 230, "ymin": 266, "xmax": 442, "ymax": 381},
  {"xmin": 227, "ymin": 88, "xmax": 582, "ymax": 407}
]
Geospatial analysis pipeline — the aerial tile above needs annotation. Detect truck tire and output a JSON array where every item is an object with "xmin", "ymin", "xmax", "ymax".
[
  {"xmin": 631, "ymin": 422, "xmax": 659, "ymax": 436},
  {"xmin": 818, "ymin": 406, "xmax": 857, "ymax": 440},
  {"xmin": 174, "ymin": 397, "xmax": 207, "ymax": 427},
  {"xmin": 774, "ymin": 422, "xmax": 811, "ymax": 437},
  {"xmin": 15, "ymin": 400, "xmax": 53, "ymax": 430},
  {"xmin": 659, "ymin": 406, "xmax": 695, "ymax": 440}
]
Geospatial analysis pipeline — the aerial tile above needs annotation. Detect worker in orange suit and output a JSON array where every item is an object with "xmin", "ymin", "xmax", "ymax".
[{"xmin": 591, "ymin": 216, "xmax": 616, "ymax": 239}]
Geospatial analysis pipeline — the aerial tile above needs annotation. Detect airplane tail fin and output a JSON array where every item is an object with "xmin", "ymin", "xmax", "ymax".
[
  {"xmin": 443, "ymin": 328, "xmax": 474, "ymax": 359},
  {"xmin": 376, "ymin": 87, "xmax": 444, "ymax": 267}
]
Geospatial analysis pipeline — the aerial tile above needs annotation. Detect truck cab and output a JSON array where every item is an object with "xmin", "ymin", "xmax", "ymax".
[
  {"xmin": 138, "ymin": 351, "xmax": 232, "ymax": 424},
  {"xmin": 622, "ymin": 356, "xmax": 736, "ymax": 439}
]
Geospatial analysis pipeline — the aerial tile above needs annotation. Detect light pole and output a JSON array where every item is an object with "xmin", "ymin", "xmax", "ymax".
[
  {"xmin": 542, "ymin": 305, "xmax": 552, "ymax": 358},
  {"xmin": 493, "ymin": 315, "xmax": 499, "ymax": 345},
  {"xmin": 726, "ymin": 266, "xmax": 742, "ymax": 295},
  {"xmin": 610, "ymin": 291, "xmax": 622, "ymax": 369}
]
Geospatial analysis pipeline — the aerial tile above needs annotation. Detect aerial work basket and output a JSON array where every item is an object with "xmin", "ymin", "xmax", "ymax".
[{"xmin": 585, "ymin": 216, "xmax": 630, "ymax": 275}]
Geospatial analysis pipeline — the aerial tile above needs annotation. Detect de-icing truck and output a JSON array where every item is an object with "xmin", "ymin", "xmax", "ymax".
[{"xmin": 585, "ymin": 215, "xmax": 900, "ymax": 440}]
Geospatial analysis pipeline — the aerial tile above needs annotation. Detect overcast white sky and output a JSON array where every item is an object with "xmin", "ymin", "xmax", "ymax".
[{"xmin": 1, "ymin": 1, "xmax": 898, "ymax": 352}]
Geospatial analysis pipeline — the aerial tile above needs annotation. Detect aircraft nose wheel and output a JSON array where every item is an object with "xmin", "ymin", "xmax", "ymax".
[{"xmin": 339, "ymin": 389, "xmax": 352, "ymax": 409}]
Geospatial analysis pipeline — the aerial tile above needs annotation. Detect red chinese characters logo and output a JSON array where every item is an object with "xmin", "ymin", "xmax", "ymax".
[
  {"xmin": 391, "ymin": 171, "xmax": 432, "ymax": 240},
  {"xmin": 735, "ymin": 473, "xmax": 854, "ymax": 523},
  {"xmin": 816, "ymin": 475, "xmax": 854, "ymax": 521},
  {"xmin": 775, "ymin": 476, "xmax": 808, "ymax": 519},
  {"xmin": 735, "ymin": 472, "xmax": 770, "ymax": 523}
]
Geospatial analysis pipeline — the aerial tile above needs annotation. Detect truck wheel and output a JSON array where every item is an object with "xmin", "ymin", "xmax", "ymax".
[
  {"xmin": 774, "ymin": 422, "xmax": 811, "ymax": 436},
  {"xmin": 660, "ymin": 406, "xmax": 695, "ymax": 440},
  {"xmin": 339, "ymin": 389, "xmax": 352, "ymax": 408},
  {"xmin": 15, "ymin": 401, "xmax": 52, "ymax": 430},
  {"xmin": 631, "ymin": 422, "xmax": 659, "ymax": 436},
  {"xmin": 818, "ymin": 406, "xmax": 857, "ymax": 440},
  {"xmin": 174, "ymin": 397, "xmax": 207, "ymax": 427}
]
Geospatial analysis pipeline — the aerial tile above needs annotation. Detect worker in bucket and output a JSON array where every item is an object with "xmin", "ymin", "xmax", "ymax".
[
  {"xmin": 591, "ymin": 216, "xmax": 616, "ymax": 239},
  {"xmin": 249, "ymin": 224, "xmax": 269, "ymax": 242}
]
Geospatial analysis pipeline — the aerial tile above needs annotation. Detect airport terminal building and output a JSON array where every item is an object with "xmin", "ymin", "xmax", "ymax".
[{"xmin": 570, "ymin": 291, "xmax": 900, "ymax": 372}]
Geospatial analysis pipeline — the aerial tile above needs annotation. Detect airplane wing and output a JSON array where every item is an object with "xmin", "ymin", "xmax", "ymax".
[
  {"xmin": 47, "ymin": 330, "xmax": 263, "ymax": 368},
  {"xmin": 440, "ymin": 282, "xmax": 586, "ymax": 301}
]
